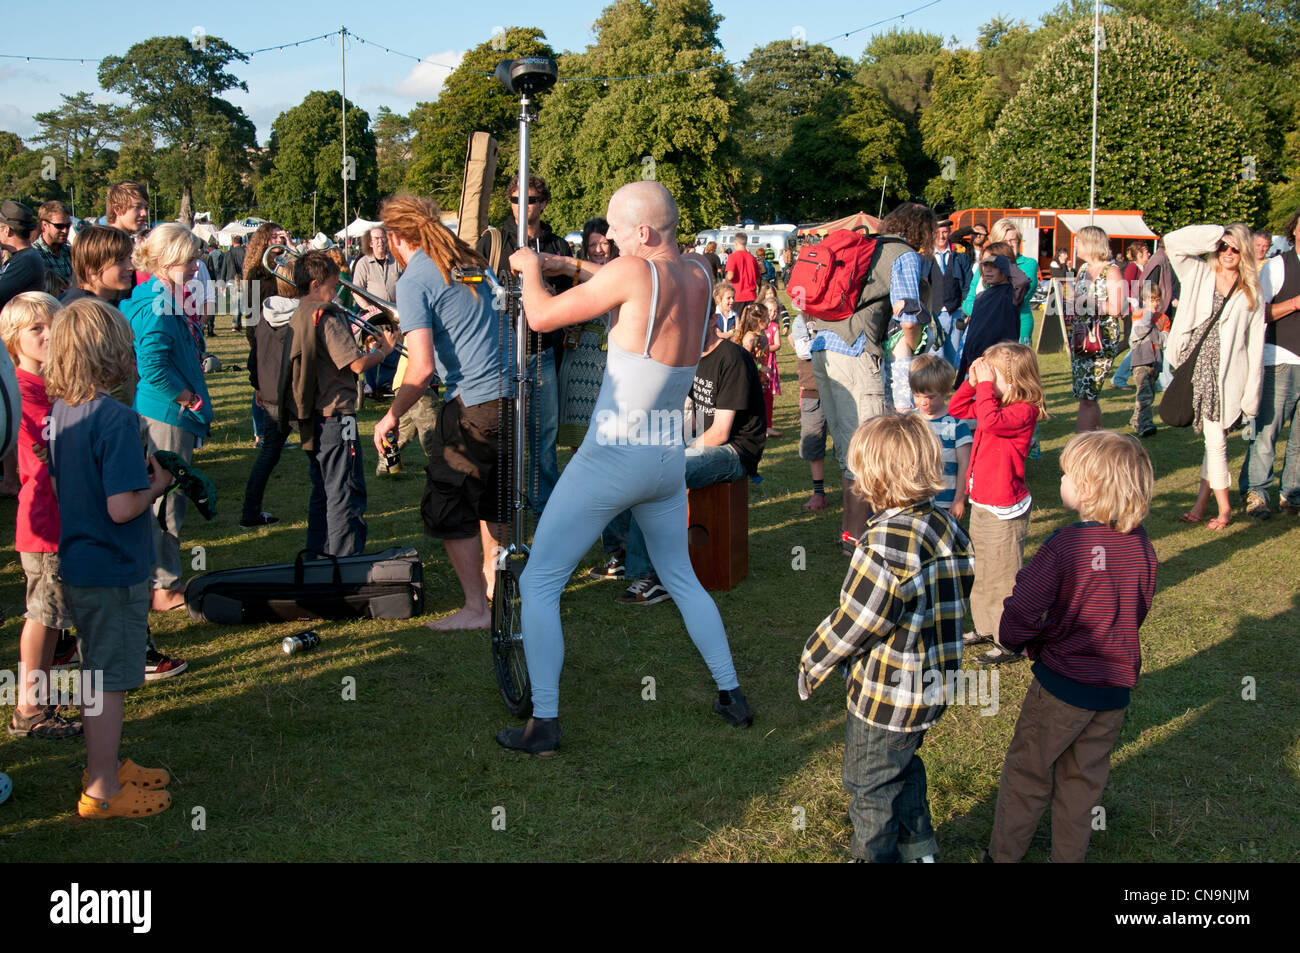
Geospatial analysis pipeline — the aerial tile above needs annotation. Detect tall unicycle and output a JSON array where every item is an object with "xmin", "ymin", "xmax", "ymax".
[{"xmin": 464, "ymin": 55, "xmax": 558, "ymax": 720}]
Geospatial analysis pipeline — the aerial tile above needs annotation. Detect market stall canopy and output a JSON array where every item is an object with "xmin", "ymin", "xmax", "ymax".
[
  {"xmin": 217, "ymin": 217, "xmax": 267, "ymax": 244},
  {"xmin": 1055, "ymin": 213, "xmax": 1157, "ymax": 239},
  {"xmin": 798, "ymin": 211, "xmax": 882, "ymax": 237},
  {"xmin": 191, "ymin": 222, "xmax": 219, "ymax": 244},
  {"xmin": 334, "ymin": 217, "xmax": 384, "ymax": 241}
]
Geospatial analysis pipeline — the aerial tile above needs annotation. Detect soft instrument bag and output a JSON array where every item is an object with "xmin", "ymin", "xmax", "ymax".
[{"xmin": 185, "ymin": 547, "xmax": 424, "ymax": 624}]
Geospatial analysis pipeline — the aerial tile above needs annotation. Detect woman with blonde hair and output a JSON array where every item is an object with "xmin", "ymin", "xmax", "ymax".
[
  {"xmin": 118, "ymin": 224, "xmax": 211, "ymax": 645},
  {"xmin": 1069, "ymin": 225, "xmax": 1126, "ymax": 432},
  {"xmin": 1165, "ymin": 222, "xmax": 1265, "ymax": 529}
]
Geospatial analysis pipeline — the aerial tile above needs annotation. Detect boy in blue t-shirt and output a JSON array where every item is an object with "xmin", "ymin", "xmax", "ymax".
[
  {"xmin": 46, "ymin": 298, "xmax": 175, "ymax": 818},
  {"xmin": 910, "ymin": 353, "xmax": 971, "ymax": 520}
]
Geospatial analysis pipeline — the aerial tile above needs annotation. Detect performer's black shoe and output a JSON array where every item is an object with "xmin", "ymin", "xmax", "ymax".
[
  {"xmin": 713, "ymin": 688, "xmax": 754, "ymax": 727},
  {"xmin": 497, "ymin": 717, "xmax": 560, "ymax": 757}
]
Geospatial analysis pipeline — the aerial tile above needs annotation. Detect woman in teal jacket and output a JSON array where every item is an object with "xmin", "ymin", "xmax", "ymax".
[
  {"xmin": 119, "ymin": 224, "xmax": 214, "ymax": 612},
  {"xmin": 962, "ymin": 218, "xmax": 1039, "ymax": 344}
]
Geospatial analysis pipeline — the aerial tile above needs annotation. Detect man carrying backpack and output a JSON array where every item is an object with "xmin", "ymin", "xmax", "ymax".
[{"xmin": 793, "ymin": 203, "xmax": 935, "ymax": 551}]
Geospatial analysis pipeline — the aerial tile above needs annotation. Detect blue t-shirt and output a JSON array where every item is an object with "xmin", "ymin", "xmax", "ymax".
[
  {"xmin": 49, "ymin": 394, "xmax": 154, "ymax": 587},
  {"xmin": 394, "ymin": 249, "xmax": 510, "ymax": 407},
  {"xmin": 923, "ymin": 412, "xmax": 972, "ymax": 509}
]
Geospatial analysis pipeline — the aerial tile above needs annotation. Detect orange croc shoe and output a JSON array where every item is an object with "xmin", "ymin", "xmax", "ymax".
[
  {"xmin": 78, "ymin": 784, "xmax": 172, "ymax": 819},
  {"xmin": 81, "ymin": 759, "xmax": 170, "ymax": 791}
]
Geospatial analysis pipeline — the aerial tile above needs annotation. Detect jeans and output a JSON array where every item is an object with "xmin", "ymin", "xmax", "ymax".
[
  {"xmin": 251, "ymin": 396, "xmax": 266, "ymax": 440},
  {"xmin": 241, "ymin": 420, "xmax": 289, "ymax": 521},
  {"xmin": 843, "ymin": 715, "xmax": 938, "ymax": 862},
  {"xmin": 1241, "ymin": 363, "xmax": 1300, "ymax": 505},
  {"xmin": 365, "ymin": 350, "xmax": 400, "ymax": 394},
  {"xmin": 936, "ymin": 309, "xmax": 964, "ymax": 370},
  {"xmin": 525, "ymin": 350, "xmax": 559, "ymax": 515},
  {"xmin": 305, "ymin": 415, "xmax": 367, "ymax": 557},
  {"xmin": 602, "ymin": 510, "xmax": 631, "ymax": 556},
  {"xmin": 520, "ymin": 441, "xmax": 740, "ymax": 718},
  {"xmin": 1111, "ymin": 350, "xmax": 1132, "ymax": 389},
  {"xmin": 626, "ymin": 444, "xmax": 747, "ymax": 580}
]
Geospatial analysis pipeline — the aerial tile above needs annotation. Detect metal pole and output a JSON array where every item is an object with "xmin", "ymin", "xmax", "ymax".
[
  {"xmin": 341, "ymin": 26, "xmax": 348, "ymax": 253},
  {"xmin": 312, "ymin": 191, "xmax": 317, "ymax": 235},
  {"xmin": 1089, "ymin": 0, "xmax": 1100, "ymax": 224},
  {"xmin": 513, "ymin": 91, "xmax": 533, "ymax": 550},
  {"xmin": 878, "ymin": 176, "xmax": 887, "ymax": 218}
]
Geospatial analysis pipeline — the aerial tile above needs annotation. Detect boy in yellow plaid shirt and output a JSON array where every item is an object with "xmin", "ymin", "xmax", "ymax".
[{"xmin": 799, "ymin": 413, "xmax": 975, "ymax": 862}]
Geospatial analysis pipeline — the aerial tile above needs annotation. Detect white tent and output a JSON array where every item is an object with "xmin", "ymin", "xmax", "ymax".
[
  {"xmin": 334, "ymin": 217, "xmax": 383, "ymax": 241},
  {"xmin": 217, "ymin": 216, "xmax": 267, "ymax": 245},
  {"xmin": 192, "ymin": 222, "xmax": 219, "ymax": 244}
]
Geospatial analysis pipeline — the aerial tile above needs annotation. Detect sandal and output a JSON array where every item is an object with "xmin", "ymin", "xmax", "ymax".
[
  {"xmin": 78, "ymin": 784, "xmax": 172, "ymax": 819},
  {"xmin": 82, "ymin": 758, "xmax": 170, "ymax": 791},
  {"xmin": 1178, "ymin": 512, "xmax": 1203, "ymax": 524},
  {"xmin": 8, "ymin": 705, "xmax": 83, "ymax": 740},
  {"xmin": 1206, "ymin": 514, "xmax": 1232, "ymax": 530}
]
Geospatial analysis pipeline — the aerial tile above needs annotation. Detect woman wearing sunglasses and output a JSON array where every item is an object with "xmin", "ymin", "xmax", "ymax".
[{"xmin": 1165, "ymin": 223, "xmax": 1266, "ymax": 529}]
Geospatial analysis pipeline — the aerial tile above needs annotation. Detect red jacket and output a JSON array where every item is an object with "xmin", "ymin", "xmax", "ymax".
[{"xmin": 948, "ymin": 379, "xmax": 1037, "ymax": 508}]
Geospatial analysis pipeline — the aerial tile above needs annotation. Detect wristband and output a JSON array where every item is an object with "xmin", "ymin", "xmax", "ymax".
[
  {"xmin": 572, "ymin": 257, "xmax": 581, "ymax": 279},
  {"xmin": 183, "ymin": 394, "xmax": 203, "ymax": 413}
]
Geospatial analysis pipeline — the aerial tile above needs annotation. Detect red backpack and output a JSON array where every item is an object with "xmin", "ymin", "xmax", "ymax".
[{"xmin": 787, "ymin": 230, "xmax": 878, "ymax": 321}]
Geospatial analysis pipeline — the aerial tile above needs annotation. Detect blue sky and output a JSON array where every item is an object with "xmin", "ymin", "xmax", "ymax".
[{"xmin": 1, "ymin": 0, "xmax": 1064, "ymax": 144}]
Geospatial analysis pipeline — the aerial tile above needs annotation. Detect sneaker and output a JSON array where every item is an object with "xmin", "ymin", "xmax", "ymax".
[
  {"xmin": 587, "ymin": 554, "xmax": 626, "ymax": 581},
  {"xmin": 713, "ymin": 688, "xmax": 754, "ymax": 727},
  {"xmin": 145, "ymin": 649, "xmax": 188, "ymax": 681},
  {"xmin": 975, "ymin": 646, "xmax": 1024, "ymax": 666},
  {"xmin": 615, "ymin": 576, "xmax": 671, "ymax": 606},
  {"xmin": 1245, "ymin": 492, "xmax": 1271, "ymax": 520},
  {"xmin": 962, "ymin": 630, "xmax": 993, "ymax": 647},
  {"xmin": 1138, "ymin": 426, "xmax": 1158, "ymax": 438},
  {"xmin": 496, "ymin": 717, "xmax": 560, "ymax": 757},
  {"xmin": 239, "ymin": 512, "xmax": 280, "ymax": 528},
  {"xmin": 50, "ymin": 630, "xmax": 80, "ymax": 669},
  {"xmin": 7, "ymin": 705, "xmax": 82, "ymax": 739}
]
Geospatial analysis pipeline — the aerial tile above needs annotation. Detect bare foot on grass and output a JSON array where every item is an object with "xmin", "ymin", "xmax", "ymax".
[{"xmin": 426, "ymin": 606, "xmax": 491, "ymax": 631}]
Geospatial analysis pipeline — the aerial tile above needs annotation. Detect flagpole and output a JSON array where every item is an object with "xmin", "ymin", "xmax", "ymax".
[{"xmin": 1089, "ymin": 0, "xmax": 1100, "ymax": 224}]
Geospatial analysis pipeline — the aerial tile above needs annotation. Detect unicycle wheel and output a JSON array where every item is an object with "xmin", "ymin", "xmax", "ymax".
[{"xmin": 491, "ymin": 557, "xmax": 532, "ymax": 718}]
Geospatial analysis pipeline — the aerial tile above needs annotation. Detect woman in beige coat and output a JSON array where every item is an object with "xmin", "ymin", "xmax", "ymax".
[{"xmin": 1165, "ymin": 223, "xmax": 1266, "ymax": 529}]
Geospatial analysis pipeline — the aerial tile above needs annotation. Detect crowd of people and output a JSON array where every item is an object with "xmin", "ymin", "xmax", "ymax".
[{"xmin": 0, "ymin": 177, "xmax": 1295, "ymax": 864}]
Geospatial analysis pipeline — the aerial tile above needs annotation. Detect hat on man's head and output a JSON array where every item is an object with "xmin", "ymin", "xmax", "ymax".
[
  {"xmin": 935, "ymin": 218, "xmax": 954, "ymax": 229},
  {"xmin": 0, "ymin": 200, "xmax": 36, "ymax": 231},
  {"xmin": 310, "ymin": 232, "xmax": 334, "ymax": 250}
]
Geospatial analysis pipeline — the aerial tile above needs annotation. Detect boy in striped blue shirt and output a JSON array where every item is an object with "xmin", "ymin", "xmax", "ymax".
[{"xmin": 910, "ymin": 354, "xmax": 971, "ymax": 520}]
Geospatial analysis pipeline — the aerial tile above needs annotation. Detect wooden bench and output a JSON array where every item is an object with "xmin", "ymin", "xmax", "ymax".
[{"xmin": 687, "ymin": 478, "xmax": 748, "ymax": 591}]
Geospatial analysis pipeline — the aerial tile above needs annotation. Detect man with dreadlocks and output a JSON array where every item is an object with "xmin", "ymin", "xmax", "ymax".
[{"xmin": 375, "ymin": 195, "xmax": 512, "ymax": 632}]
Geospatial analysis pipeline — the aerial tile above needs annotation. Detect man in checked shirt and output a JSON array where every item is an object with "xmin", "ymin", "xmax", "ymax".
[{"xmin": 799, "ymin": 413, "xmax": 974, "ymax": 863}]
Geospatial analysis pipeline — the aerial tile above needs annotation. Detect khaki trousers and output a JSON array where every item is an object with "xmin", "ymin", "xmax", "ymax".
[{"xmin": 968, "ymin": 505, "xmax": 1029, "ymax": 640}]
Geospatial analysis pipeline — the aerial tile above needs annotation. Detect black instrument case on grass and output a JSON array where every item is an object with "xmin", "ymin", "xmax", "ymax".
[{"xmin": 185, "ymin": 547, "xmax": 424, "ymax": 623}]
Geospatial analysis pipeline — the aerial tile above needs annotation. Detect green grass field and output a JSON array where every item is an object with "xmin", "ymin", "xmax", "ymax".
[{"xmin": 2, "ymin": 316, "xmax": 1298, "ymax": 862}]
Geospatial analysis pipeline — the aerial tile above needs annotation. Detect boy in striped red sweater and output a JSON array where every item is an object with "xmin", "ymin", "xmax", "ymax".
[{"xmin": 986, "ymin": 431, "xmax": 1157, "ymax": 862}]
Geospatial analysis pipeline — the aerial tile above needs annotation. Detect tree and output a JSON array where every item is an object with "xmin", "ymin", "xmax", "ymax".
[
  {"xmin": 407, "ymin": 28, "xmax": 558, "ymax": 221},
  {"xmin": 532, "ymin": 0, "xmax": 742, "ymax": 238},
  {"xmin": 107, "ymin": 126, "xmax": 159, "ymax": 218},
  {"xmin": 256, "ymin": 91, "xmax": 378, "ymax": 237},
  {"xmin": 98, "ymin": 35, "xmax": 256, "ymax": 225},
  {"xmin": 856, "ymin": 29, "xmax": 946, "ymax": 199},
  {"xmin": 977, "ymin": 15, "xmax": 1264, "ymax": 232},
  {"xmin": 734, "ymin": 40, "xmax": 853, "ymax": 221},
  {"xmin": 767, "ymin": 83, "xmax": 907, "ymax": 222},
  {"xmin": 918, "ymin": 50, "xmax": 1000, "ymax": 209},
  {"xmin": 0, "ymin": 134, "xmax": 60, "ymax": 210},
  {"xmin": 374, "ymin": 106, "xmax": 415, "ymax": 197},
  {"xmin": 31, "ymin": 92, "xmax": 125, "ymax": 217}
]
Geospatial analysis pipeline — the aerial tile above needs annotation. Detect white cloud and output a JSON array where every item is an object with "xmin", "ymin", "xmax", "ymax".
[
  {"xmin": 394, "ymin": 50, "xmax": 464, "ymax": 101},
  {"xmin": 0, "ymin": 103, "xmax": 38, "ymax": 139}
]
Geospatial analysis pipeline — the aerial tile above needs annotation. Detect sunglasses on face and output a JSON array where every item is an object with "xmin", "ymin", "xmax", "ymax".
[
  {"xmin": 1216, "ymin": 241, "xmax": 1240, "ymax": 254},
  {"xmin": 45, "ymin": 221, "xmax": 72, "ymax": 230},
  {"xmin": 509, "ymin": 195, "xmax": 542, "ymax": 204}
]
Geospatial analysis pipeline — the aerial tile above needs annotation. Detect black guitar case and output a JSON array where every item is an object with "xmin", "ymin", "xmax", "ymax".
[{"xmin": 185, "ymin": 548, "xmax": 424, "ymax": 624}]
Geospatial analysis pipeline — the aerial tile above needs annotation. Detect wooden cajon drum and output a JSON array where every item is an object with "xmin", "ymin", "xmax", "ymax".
[{"xmin": 687, "ymin": 478, "xmax": 748, "ymax": 591}]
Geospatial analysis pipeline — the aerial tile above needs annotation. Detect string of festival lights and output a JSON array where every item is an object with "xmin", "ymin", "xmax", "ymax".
[{"xmin": 0, "ymin": 1, "xmax": 943, "ymax": 84}]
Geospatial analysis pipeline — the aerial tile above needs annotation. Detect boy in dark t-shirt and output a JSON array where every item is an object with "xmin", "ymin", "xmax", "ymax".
[
  {"xmin": 285, "ymin": 250, "xmax": 397, "ymax": 557},
  {"xmin": 619, "ymin": 329, "xmax": 766, "ymax": 605}
]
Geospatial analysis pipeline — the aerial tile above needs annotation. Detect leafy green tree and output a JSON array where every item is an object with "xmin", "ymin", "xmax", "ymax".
[
  {"xmin": 532, "ymin": 0, "xmax": 742, "ymax": 238},
  {"xmin": 734, "ymin": 40, "xmax": 853, "ymax": 221},
  {"xmin": 856, "ymin": 29, "xmax": 945, "ymax": 199},
  {"xmin": 31, "ymin": 92, "xmax": 125, "ymax": 217},
  {"xmin": 919, "ymin": 50, "xmax": 1000, "ymax": 209},
  {"xmin": 98, "ymin": 35, "xmax": 256, "ymax": 225},
  {"xmin": 107, "ymin": 126, "xmax": 159, "ymax": 217},
  {"xmin": 407, "ymin": 27, "xmax": 557, "ymax": 221},
  {"xmin": 374, "ymin": 106, "xmax": 415, "ymax": 197},
  {"xmin": 0, "ymin": 134, "xmax": 60, "ymax": 210},
  {"xmin": 768, "ymin": 83, "xmax": 907, "ymax": 222},
  {"xmin": 977, "ymin": 15, "xmax": 1264, "ymax": 232},
  {"xmin": 255, "ymin": 91, "xmax": 378, "ymax": 237},
  {"xmin": 200, "ymin": 146, "xmax": 248, "ymax": 220}
]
